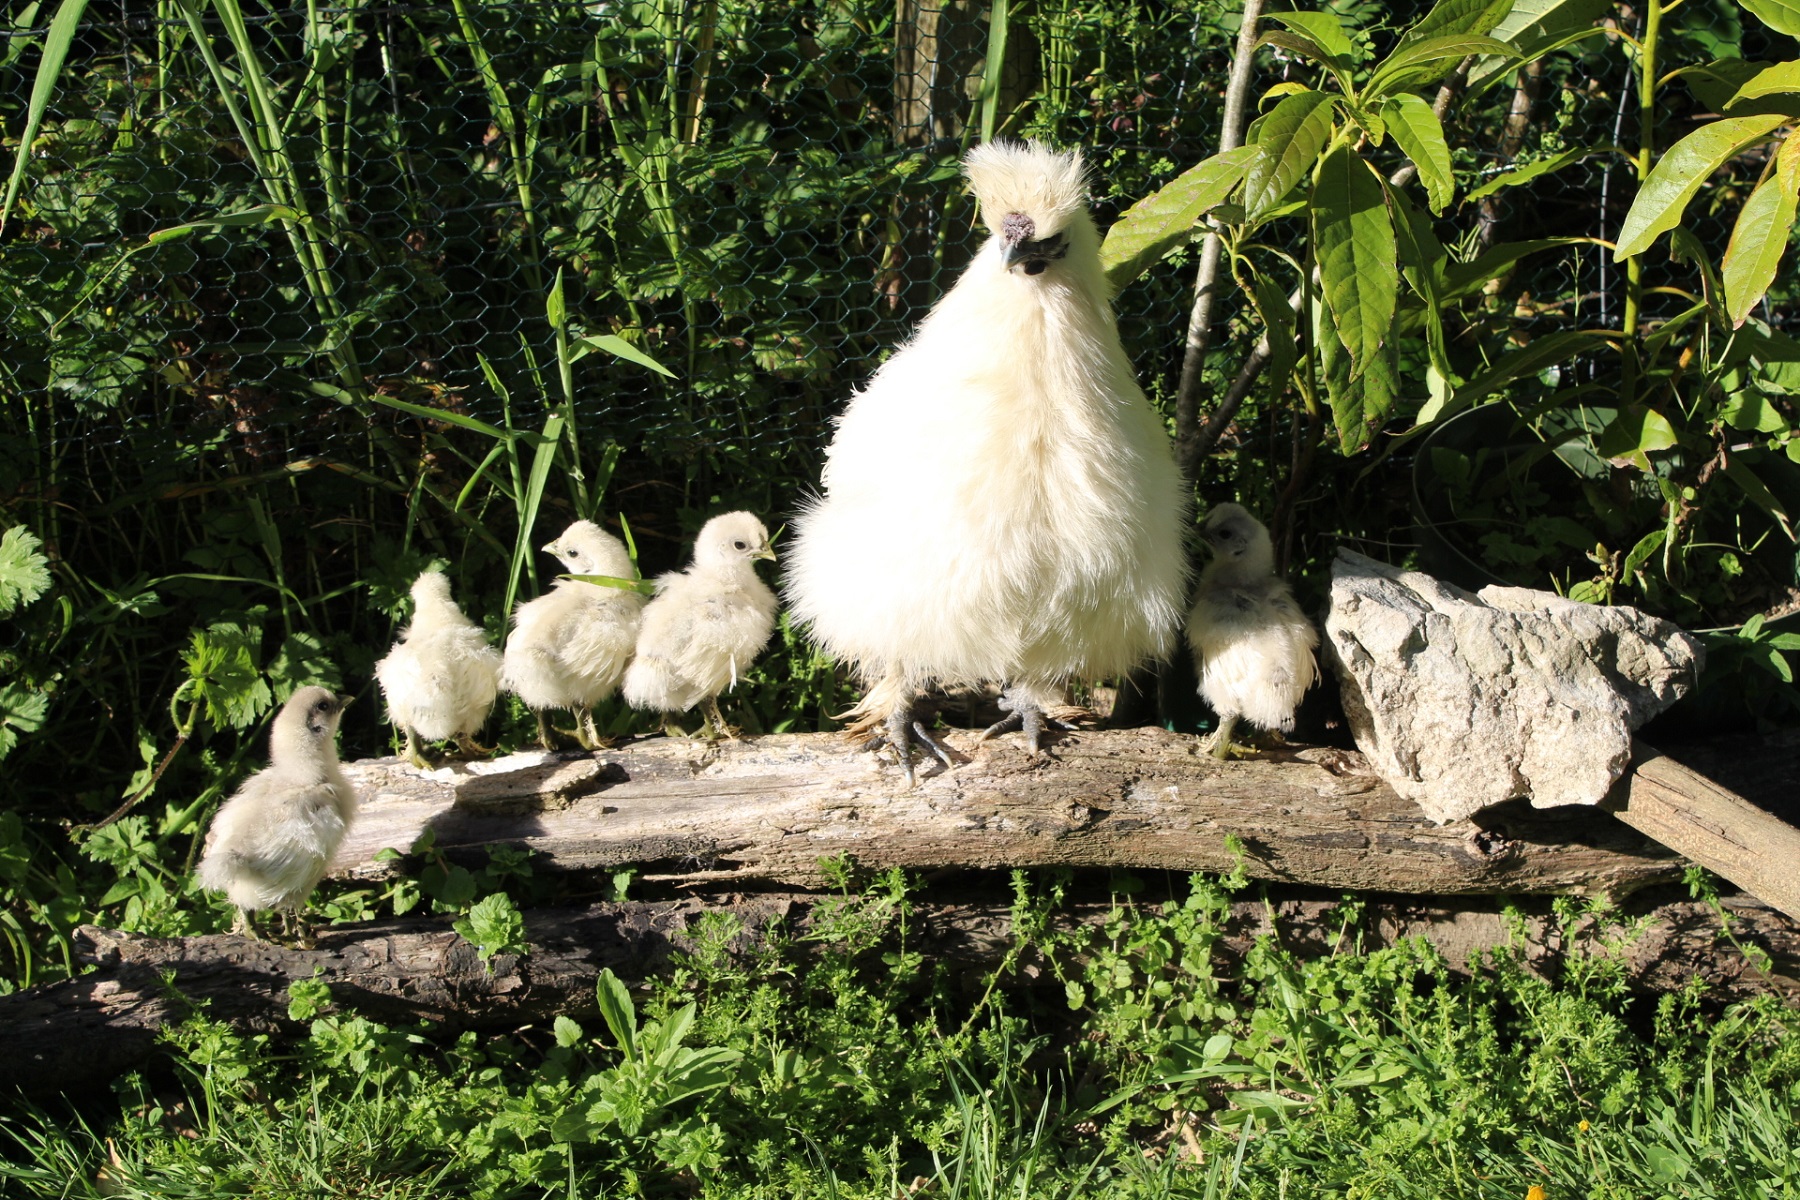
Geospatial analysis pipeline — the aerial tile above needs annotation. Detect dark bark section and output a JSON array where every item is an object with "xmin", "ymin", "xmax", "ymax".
[
  {"xmin": 329, "ymin": 730, "xmax": 1685, "ymax": 896},
  {"xmin": 3, "ymin": 888, "xmax": 1793, "ymax": 1096}
]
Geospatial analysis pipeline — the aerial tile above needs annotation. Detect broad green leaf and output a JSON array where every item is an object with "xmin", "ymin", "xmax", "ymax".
[
  {"xmin": 1595, "ymin": 405, "xmax": 1680, "ymax": 465},
  {"xmin": 1721, "ymin": 139, "xmax": 1800, "ymax": 327},
  {"xmin": 1245, "ymin": 91, "xmax": 1335, "ymax": 218},
  {"xmin": 1451, "ymin": 331, "xmax": 1607, "ymax": 414},
  {"xmin": 570, "ymin": 333, "xmax": 677, "ymax": 378},
  {"xmin": 1468, "ymin": 0, "xmax": 1611, "ymax": 94},
  {"xmin": 1369, "ymin": 35, "xmax": 1516, "ymax": 97},
  {"xmin": 1245, "ymin": 265, "xmax": 1298, "ymax": 398},
  {"xmin": 1728, "ymin": 59, "xmax": 1800, "ymax": 103},
  {"xmin": 1383, "ymin": 94, "xmax": 1454, "ymax": 212},
  {"xmin": 1622, "ymin": 528, "xmax": 1667, "ymax": 579},
  {"xmin": 0, "ymin": 526, "xmax": 51, "ymax": 617},
  {"xmin": 1674, "ymin": 60, "xmax": 1773, "ymax": 111},
  {"xmin": 1100, "ymin": 145, "xmax": 1261, "ymax": 290},
  {"xmin": 1, "ymin": 0, "xmax": 95, "ymax": 231},
  {"xmin": 1463, "ymin": 147, "xmax": 1601, "ymax": 202},
  {"xmin": 1401, "ymin": 0, "xmax": 1515, "ymax": 44},
  {"xmin": 546, "ymin": 267, "xmax": 567, "ymax": 331},
  {"xmin": 145, "ymin": 204, "xmax": 300, "ymax": 245},
  {"xmin": 1723, "ymin": 461, "xmax": 1797, "ymax": 538},
  {"xmin": 1386, "ymin": 183, "xmax": 1453, "ymax": 381},
  {"xmin": 595, "ymin": 968, "xmax": 639, "ymax": 1059},
  {"xmin": 553, "ymin": 1016, "xmax": 584, "ymax": 1048},
  {"xmin": 1268, "ymin": 11, "xmax": 1358, "ymax": 66},
  {"xmin": 1439, "ymin": 238, "xmax": 1582, "ymax": 300},
  {"xmin": 1257, "ymin": 31, "xmax": 1354, "ymax": 94},
  {"xmin": 1615, "ymin": 115, "xmax": 1789, "ymax": 260},
  {"xmin": 1742, "ymin": 0, "xmax": 1800, "ymax": 39},
  {"xmin": 1312, "ymin": 147, "xmax": 1398, "ymax": 377},
  {"xmin": 1321, "ymin": 315, "xmax": 1398, "ymax": 451},
  {"xmin": 1720, "ymin": 387, "xmax": 1791, "ymax": 433}
]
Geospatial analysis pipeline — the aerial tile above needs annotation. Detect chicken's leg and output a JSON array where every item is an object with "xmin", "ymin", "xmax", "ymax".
[
  {"xmin": 402, "ymin": 727, "xmax": 436, "ymax": 771},
  {"xmin": 979, "ymin": 686, "xmax": 1076, "ymax": 754},
  {"xmin": 858, "ymin": 701, "xmax": 956, "ymax": 787},
  {"xmin": 701, "ymin": 696, "xmax": 742, "ymax": 741}
]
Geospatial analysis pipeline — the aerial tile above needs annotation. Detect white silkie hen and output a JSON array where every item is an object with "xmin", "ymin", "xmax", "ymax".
[
  {"xmin": 784, "ymin": 139, "xmax": 1187, "ymax": 781},
  {"xmin": 623, "ymin": 511, "xmax": 778, "ymax": 739},
  {"xmin": 1185, "ymin": 504, "xmax": 1319, "ymax": 758},
  {"xmin": 500, "ymin": 520, "xmax": 645, "ymax": 751},
  {"xmin": 196, "ymin": 686, "xmax": 356, "ymax": 941},
  {"xmin": 374, "ymin": 570, "xmax": 503, "ymax": 769}
]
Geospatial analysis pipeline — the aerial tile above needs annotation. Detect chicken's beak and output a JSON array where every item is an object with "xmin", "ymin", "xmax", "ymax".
[
  {"xmin": 540, "ymin": 541, "xmax": 559, "ymax": 556},
  {"xmin": 755, "ymin": 546, "xmax": 778, "ymax": 562},
  {"xmin": 336, "ymin": 694, "xmax": 355, "ymax": 710}
]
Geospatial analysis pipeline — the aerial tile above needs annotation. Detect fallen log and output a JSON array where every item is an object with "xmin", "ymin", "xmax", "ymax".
[
  {"xmin": 5, "ymin": 888, "xmax": 1793, "ymax": 1096},
  {"xmin": 332, "ymin": 729, "xmax": 1683, "ymax": 895}
]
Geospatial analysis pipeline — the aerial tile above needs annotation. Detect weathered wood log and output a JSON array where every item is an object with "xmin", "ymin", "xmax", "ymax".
[
  {"xmin": 332, "ymin": 729, "xmax": 1684, "ymax": 895},
  {"xmin": 1611, "ymin": 744, "xmax": 1800, "ymax": 923},
  {"xmin": 5, "ymin": 889, "xmax": 1794, "ymax": 1095}
]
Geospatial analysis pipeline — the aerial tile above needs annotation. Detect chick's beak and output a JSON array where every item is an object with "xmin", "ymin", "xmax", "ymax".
[
  {"xmin": 540, "ymin": 540, "xmax": 560, "ymax": 556},
  {"xmin": 755, "ymin": 546, "xmax": 778, "ymax": 562}
]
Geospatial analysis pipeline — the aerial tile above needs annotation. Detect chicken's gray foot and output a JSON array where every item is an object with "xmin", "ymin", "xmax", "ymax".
[
  {"xmin": 978, "ymin": 687, "xmax": 1075, "ymax": 755},
  {"xmin": 860, "ymin": 703, "xmax": 956, "ymax": 786}
]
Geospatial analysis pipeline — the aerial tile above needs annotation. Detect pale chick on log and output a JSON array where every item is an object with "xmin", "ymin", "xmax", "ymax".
[
  {"xmin": 784, "ymin": 138, "xmax": 1187, "ymax": 782},
  {"xmin": 623, "ymin": 511, "xmax": 778, "ymax": 739},
  {"xmin": 1185, "ymin": 503, "xmax": 1319, "ymax": 759},
  {"xmin": 374, "ymin": 569, "xmax": 502, "ymax": 770},
  {"xmin": 196, "ymin": 686, "xmax": 356, "ymax": 942},
  {"xmin": 500, "ymin": 520, "xmax": 646, "ymax": 751}
]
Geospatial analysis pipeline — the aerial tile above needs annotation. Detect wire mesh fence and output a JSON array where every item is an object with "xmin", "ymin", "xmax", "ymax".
[{"xmin": 0, "ymin": 0, "xmax": 1791, "ymax": 785}]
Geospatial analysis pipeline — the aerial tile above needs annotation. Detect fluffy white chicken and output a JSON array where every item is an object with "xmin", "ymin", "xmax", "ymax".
[
  {"xmin": 196, "ymin": 686, "xmax": 357, "ymax": 940},
  {"xmin": 622, "ymin": 511, "xmax": 778, "ymax": 739},
  {"xmin": 374, "ymin": 570, "xmax": 502, "ymax": 769},
  {"xmin": 1184, "ymin": 504, "xmax": 1319, "ymax": 758},
  {"xmin": 784, "ymin": 139, "xmax": 1187, "ymax": 780},
  {"xmin": 501, "ymin": 520, "xmax": 645, "ymax": 750}
]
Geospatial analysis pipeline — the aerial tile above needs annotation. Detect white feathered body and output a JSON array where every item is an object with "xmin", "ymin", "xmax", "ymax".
[
  {"xmin": 786, "ymin": 152, "xmax": 1185, "ymax": 698},
  {"xmin": 375, "ymin": 578, "xmax": 501, "ymax": 741},
  {"xmin": 1186, "ymin": 574, "xmax": 1319, "ymax": 733},
  {"xmin": 624, "ymin": 565, "xmax": 778, "ymax": 714},
  {"xmin": 501, "ymin": 580, "xmax": 644, "ymax": 712},
  {"xmin": 197, "ymin": 688, "xmax": 356, "ymax": 915}
]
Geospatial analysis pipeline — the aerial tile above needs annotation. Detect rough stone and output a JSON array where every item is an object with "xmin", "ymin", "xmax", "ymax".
[{"xmin": 1325, "ymin": 550, "xmax": 1705, "ymax": 823}]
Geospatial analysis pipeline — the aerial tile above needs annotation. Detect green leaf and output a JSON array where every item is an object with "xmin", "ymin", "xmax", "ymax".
[
  {"xmin": 145, "ymin": 204, "xmax": 301, "ymax": 246},
  {"xmin": 1722, "ymin": 136, "xmax": 1800, "ymax": 327},
  {"xmin": 1319, "ymin": 297, "xmax": 1398, "ymax": 452},
  {"xmin": 546, "ymin": 267, "xmax": 567, "ymax": 331},
  {"xmin": 563, "ymin": 572, "xmax": 656, "ymax": 595},
  {"xmin": 1401, "ymin": 0, "xmax": 1516, "ymax": 43},
  {"xmin": 1369, "ymin": 35, "xmax": 1516, "ymax": 97},
  {"xmin": 1312, "ymin": 147, "xmax": 1398, "ymax": 377},
  {"xmin": 1728, "ymin": 59, "xmax": 1800, "ymax": 103},
  {"xmin": 1439, "ymin": 237, "xmax": 1585, "ymax": 300},
  {"xmin": 570, "ymin": 334, "xmax": 677, "ymax": 378},
  {"xmin": 1267, "ymin": 10, "xmax": 1358, "ymax": 67},
  {"xmin": 1675, "ymin": 59, "xmax": 1774, "ymax": 111},
  {"xmin": 595, "ymin": 968, "xmax": 639, "ymax": 1059},
  {"xmin": 1257, "ymin": 30, "xmax": 1354, "ymax": 95},
  {"xmin": 453, "ymin": 893, "xmax": 527, "ymax": 964},
  {"xmin": 1720, "ymin": 387, "xmax": 1791, "ymax": 433},
  {"xmin": 1, "ymin": 0, "xmax": 95, "ymax": 231},
  {"xmin": 308, "ymin": 380, "xmax": 510, "ymax": 441},
  {"xmin": 1468, "ymin": 0, "xmax": 1612, "ymax": 94},
  {"xmin": 0, "ymin": 683, "xmax": 50, "ymax": 763},
  {"xmin": 1386, "ymin": 184, "xmax": 1454, "ymax": 381},
  {"xmin": 1382, "ymin": 94, "xmax": 1454, "ymax": 213},
  {"xmin": 1595, "ymin": 405, "xmax": 1681, "ymax": 465},
  {"xmin": 1245, "ymin": 91, "xmax": 1335, "ymax": 218},
  {"xmin": 1722, "ymin": 461, "xmax": 1797, "ymax": 539},
  {"xmin": 1450, "ymin": 331, "xmax": 1608, "ymax": 416},
  {"xmin": 0, "ymin": 526, "xmax": 51, "ymax": 617},
  {"xmin": 554, "ymin": 1016, "xmax": 584, "ymax": 1048},
  {"xmin": 1245, "ymin": 265, "xmax": 1297, "ymax": 398},
  {"xmin": 183, "ymin": 622, "xmax": 273, "ymax": 731},
  {"xmin": 1100, "ymin": 145, "xmax": 1261, "ymax": 290},
  {"xmin": 1615, "ymin": 115, "xmax": 1790, "ymax": 260},
  {"xmin": 1464, "ymin": 147, "xmax": 1602, "ymax": 203},
  {"xmin": 1742, "ymin": 0, "xmax": 1800, "ymax": 39}
]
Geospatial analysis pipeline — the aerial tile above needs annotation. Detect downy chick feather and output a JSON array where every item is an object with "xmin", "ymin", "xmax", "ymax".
[
  {"xmin": 501, "ymin": 521, "xmax": 645, "ymax": 712},
  {"xmin": 375, "ymin": 570, "xmax": 501, "ymax": 742}
]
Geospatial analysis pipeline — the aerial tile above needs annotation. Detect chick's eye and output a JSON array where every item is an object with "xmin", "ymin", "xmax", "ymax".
[{"xmin": 733, "ymin": 540, "xmax": 746, "ymax": 550}]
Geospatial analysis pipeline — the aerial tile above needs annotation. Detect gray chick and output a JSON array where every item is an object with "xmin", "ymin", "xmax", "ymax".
[
  {"xmin": 500, "ymin": 520, "xmax": 645, "ymax": 751},
  {"xmin": 374, "ymin": 569, "xmax": 503, "ymax": 769},
  {"xmin": 196, "ymin": 686, "xmax": 357, "ymax": 941},
  {"xmin": 1184, "ymin": 504, "xmax": 1319, "ymax": 759},
  {"xmin": 623, "ymin": 511, "xmax": 779, "ymax": 739}
]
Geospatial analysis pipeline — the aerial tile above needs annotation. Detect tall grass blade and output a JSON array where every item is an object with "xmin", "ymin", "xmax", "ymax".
[{"xmin": 1, "ymin": 0, "xmax": 94, "ymax": 232}]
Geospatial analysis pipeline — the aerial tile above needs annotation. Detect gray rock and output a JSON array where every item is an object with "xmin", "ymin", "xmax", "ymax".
[{"xmin": 1325, "ymin": 551, "xmax": 1705, "ymax": 824}]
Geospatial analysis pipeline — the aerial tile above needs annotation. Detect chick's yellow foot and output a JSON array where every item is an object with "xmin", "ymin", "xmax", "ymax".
[
  {"xmin": 402, "ymin": 729, "xmax": 437, "ymax": 772},
  {"xmin": 574, "ymin": 709, "xmax": 615, "ymax": 752},
  {"xmin": 453, "ymin": 734, "xmax": 495, "ymax": 759},
  {"xmin": 700, "ymin": 698, "xmax": 742, "ymax": 742},
  {"xmin": 1206, "ymin": 715, "xmax": 1256, "ymax": 760},
  {"xmin": 979, "ymin": 687, "xmax": 1076, "ymax": 755}
]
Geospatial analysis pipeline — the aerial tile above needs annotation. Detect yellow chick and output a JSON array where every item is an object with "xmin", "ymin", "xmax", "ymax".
[{"xmin": 374, "ymin": 570, "xmax": 502, "ymax": 769}]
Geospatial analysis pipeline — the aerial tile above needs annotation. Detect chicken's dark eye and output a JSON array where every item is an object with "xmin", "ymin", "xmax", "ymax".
[{"xmin": 733, "ymin": 540, "xmax": 747, "ymax": 550}]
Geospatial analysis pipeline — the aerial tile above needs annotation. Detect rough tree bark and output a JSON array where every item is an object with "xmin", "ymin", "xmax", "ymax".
[
  {"xmin": 5, "ymin": 889, "xmax": 1792, "ymax": 1096},
  {"xmin": 329, "ymin": 730, "xmax": 1684, "ymax": 895}
]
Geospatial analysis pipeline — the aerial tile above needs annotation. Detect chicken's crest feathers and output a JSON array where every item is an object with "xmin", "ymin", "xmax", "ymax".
[{"xmin": 964, "ymin": 140, "xmax": 1088, "ymax": 239}]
